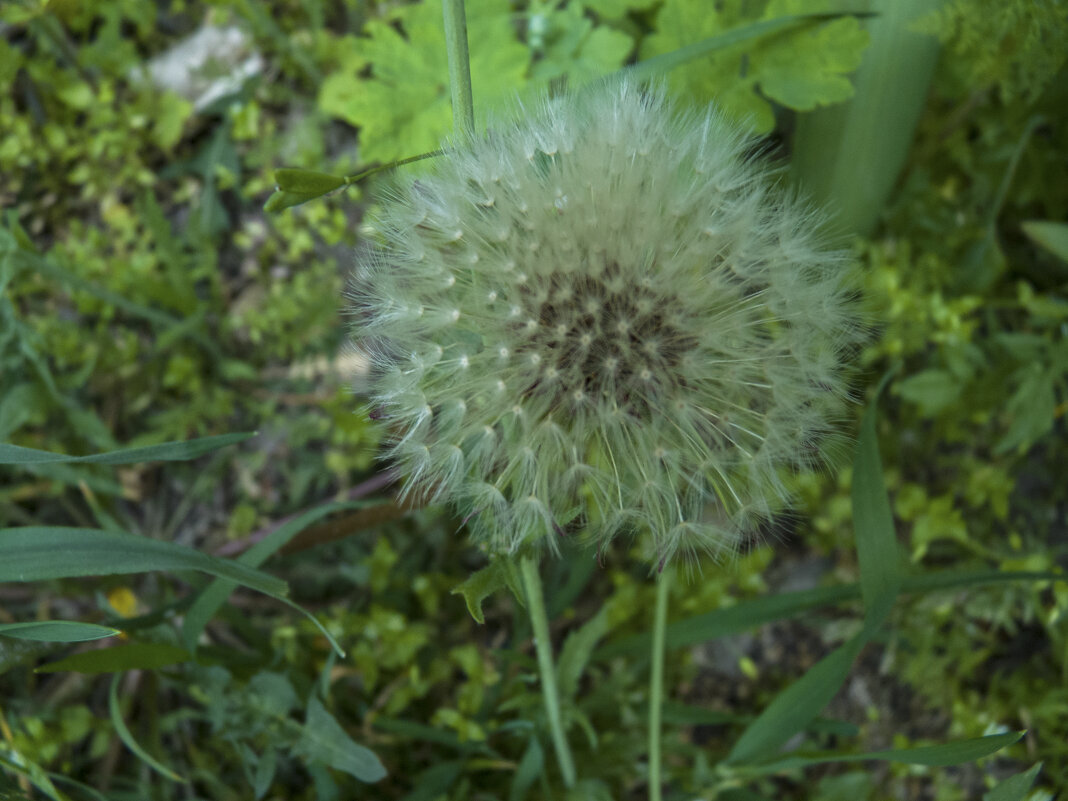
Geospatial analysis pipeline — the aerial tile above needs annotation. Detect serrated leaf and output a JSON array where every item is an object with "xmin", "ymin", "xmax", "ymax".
[
  {"xmin": 451, "ymin": 558, "xmax": 522, "ymax": 624},
  {"xmin": 639, "ymin": 1, "xmax": 868, "ymax": 131},
  {"xmin": 293, "ymin": 697, "xmax": 386, "ymax": 783},
  {"xmin": 0, "ymin": 621, "xmax": 120, "ymax": 643},
  {"xmin": 531, "ymin": 5, "xmax": 634, "ymax": 85},
  {"xmin": 996, "ymin": 365, "xmax": 1056, "ymax": 454},
  {"xmin": 36, "ymin": 642, "xmax": 189, "ymax": 674},
  {"xmin": 0, "ymin": 432, "xmax": 254, "ymax": 466},
  {"xmin": 318, "ymin": 0, "xmax": 529, "ymax": 163}
]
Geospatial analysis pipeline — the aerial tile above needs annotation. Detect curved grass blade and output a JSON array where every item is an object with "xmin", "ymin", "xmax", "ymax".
[
  {"xmin": 0, "ymin": 621, "xmax": 120, "ymax": 643},
  {"xmin": 0, "ymin": 527, "xmax": 287, "ymax": 599},
  {"xmin": 725, "ymin": 634, "xmax": 865, "ymax": 765},
  {"xmin": 0, "ymin": 432, "xmax": 254, "ymax": 466},
  {"xmin": 852, "ymin": 369, "xmax": 901, "ymax": 629},
  {"xmin": 596, "ymin": 570, "xmax": 1060, "ymax": 660},
  {"xmin": 108, "ymin": 673, "xmax": 184, "ymax": 782},
  {"xmin": 741, "ymin": 731, "xmax": 1025, "ymax": 775},
  {"xmin": 182, "ymin": 501, "xmax": 380, "ymax": 653}
]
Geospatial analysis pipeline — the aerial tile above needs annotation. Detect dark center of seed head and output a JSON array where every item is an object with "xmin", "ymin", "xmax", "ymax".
[{"xmin": 514, "ymin": 260, "xmax": 694, "ymax": 416}]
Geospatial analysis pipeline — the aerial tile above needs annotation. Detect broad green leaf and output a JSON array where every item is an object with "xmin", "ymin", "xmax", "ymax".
[
  {"xmin": 36, "ymin": 642, "xmax": 189, "ymax": 674},
  {"xmin": 451, "ymin": 558, "xmax": 524, "ymax": 624},
  {"xmin": 0, "ymin": 621, "xmax": 120, "ymax": 643},
  {"xmin": 0, "ymin": 527, "xmax": 287, "ymax": 600},
  {"xmin": 293, "ymin": 696, "xmax": 387, "ymax": 783},
  {"xmin": 984, "ymin": 762, "xmax": 1044, "ymax": 801},
  {"xmin": 1022, "ymin": 220, "xmax": 1068, "ymax": 264},
  {"xmin": 747, "ymin": 731, "xmax": 1025, "ymax": 774},
  {"xmin": 895, "ymin": 369, "xmax": 962, "ymax": 415},
  {"xmin": 726, "ymin": 634, "xmax": 865, "ymax": 764},
  {"xmin": 638, "ymin": 3, "xmax": 868, "ymax": 131},
  {"xmin": 0, "ymin": 432, "xmax": 253, "ymax": 465},
  {"xmin": 318, "ymin": 0, "xmax": 529, "ymax": 164},
  {"xmin": 109, "ymin": 673, "xmax": 184, "ymax": 782},
  {"xmin": 183, "ymin": 500, "xmax": 377, "ymax": 652},
  {"xmin": 852, "ymin": 371, "xmax": 901, "ymax": 629}
]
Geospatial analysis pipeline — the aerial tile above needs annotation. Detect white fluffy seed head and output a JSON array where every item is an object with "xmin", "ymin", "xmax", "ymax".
[{"xmin": 350, "ymin": 79, "xmax": 862, "ymax": 567}]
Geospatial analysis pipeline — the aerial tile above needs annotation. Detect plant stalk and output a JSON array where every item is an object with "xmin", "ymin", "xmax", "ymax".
[
  {"xmin": 440, "ymin": 0, "xmax": 475, "ymax": 138},
  {"xmin": 519, "ymin": 555, "xmax": 577, "ymax": 788},
  {"xmin": 648, "ymin": 564, "xmax": 671, "ymax": 801}
]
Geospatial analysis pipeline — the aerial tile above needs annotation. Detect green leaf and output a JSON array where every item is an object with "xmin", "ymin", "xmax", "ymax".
[
  {"xmin": 318, "ymin": 0, "xmax": 529, "ymax": 164},
  {"xmin": 996, "ymin": 365, "xmax": 1056, "ymax": 454},
  {"xmin": 747, "ymin": 731, "xmax": 1025, "ymax": 774},
  {"xmin": 183, "ymin": 500, "xmax": 376, "ymax": 652},
  {"xmin": 0, "ymin": 432, "xmax": 254, "ymax": 465},
  {"xmin": 637, "ymin": 4, "xmax": 869, "ymax": 131},
  {"xmin": 274, "ymin": 168, "xmax": 346, "ymax": 195},
  {"xmin": 0, "ymin": 527, "xmax": 287, "ymax": 600},
  {"xmin": 1023, "ymin": 220, "xmax": 1068, "ymax": 264},
  {"xmin": 509, "ymin": 736, "xmax": 544, "ymax": 801},
  {"xmin": 0, "ymin": 621, "xmax": 120, "ymax": 643},
  {"xmin": 852, "ymin": 371, "xmax": 902, "ymax": 629},
  {"xmin": 530, "ymin": 4, "xmax": 634, "ymax": 85},
  {"xmin": 598, "ymin": 569, "xmax": 1061, "ymax": 660},
  {"xmin": 556, "ymin": 607, "xmax": 610, "ymax": 700},
  {"xmin": 109, "ymin": 673, "xmax": 185, "ymax": 782},
  {"xmin": 293, "ymin": 696, "xmax": 387, "ymax": 783},
  {"xmin": 36, "ymin": 642, "xmax": 189, "ymax": 674},
  {"xmin": 895, "ymin": 369, "xmax": 962, "ymax": 415},
  {"xmin": 580, "ymin": 0, "xmax": 658, "ymax": 19},
  {"xmin": 984, "ymin": 762, "xmax": 1044, "ymax": 801},
  {"xmin": 726, "ymin": 634, "xmax": 865, "ymax": 764},
  {"xmin": 451, "ymin": 558, "xmax": 523, "ymax": 624}
]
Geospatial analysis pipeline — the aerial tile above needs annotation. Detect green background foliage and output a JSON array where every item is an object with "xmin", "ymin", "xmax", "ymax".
[{"xmin": 1, "ymin": 0, "xmax": 1065, "ymax": 799}]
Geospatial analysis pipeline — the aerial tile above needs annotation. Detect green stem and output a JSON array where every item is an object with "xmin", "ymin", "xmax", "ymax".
[
  {"xmin": 440, "ymin": 0, "xmax": 474, "ymax": 138},
  {"xmin": 519, "ymin": 555, "xmax": 576, "ymax": 789},
  {"xmin": 648, "ymin": 565, "xmax": 672, "ymax": 801}
]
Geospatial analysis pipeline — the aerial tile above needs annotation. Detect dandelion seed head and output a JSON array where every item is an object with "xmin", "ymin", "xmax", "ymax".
[{"xmin": 350, "ymin": 80, "xmax": 861, "ymax": 566}]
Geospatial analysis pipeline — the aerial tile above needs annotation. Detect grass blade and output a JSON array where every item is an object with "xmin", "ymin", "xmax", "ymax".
[
  {"xmin": 0, "ymin": 432, "xmax": 254, "ymax": 466},
  {"xmin": 0, "ymin": 527, "xmax": 287, "ymax": 599},
  {"xmin": 0, "ymin": 621, "xmax": 120, "ymax": 643}
]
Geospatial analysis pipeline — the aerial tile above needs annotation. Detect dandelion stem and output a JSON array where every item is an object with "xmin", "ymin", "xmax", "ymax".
[
  {"xmin": 648, "ymin": 564, "xmax": 672, "ymax": 801},
  {"xmin": 440, "ymin": 0, "xmax": 474, "ymax": 138},
  {"xmin": 519, "ymin": 554, "xmax": 576, "ymax": 788}
]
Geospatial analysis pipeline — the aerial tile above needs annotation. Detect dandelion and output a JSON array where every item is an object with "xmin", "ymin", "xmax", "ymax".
[{"xmin": 350, "ymin": 80, "xmax": 860, "ymax": 567}]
